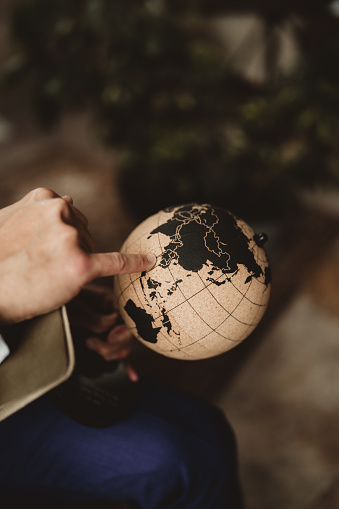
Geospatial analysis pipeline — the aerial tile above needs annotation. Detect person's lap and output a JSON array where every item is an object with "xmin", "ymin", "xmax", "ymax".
[{"xmin": 0, "ymin": 381, "xmax": 243, "ymax": 509}]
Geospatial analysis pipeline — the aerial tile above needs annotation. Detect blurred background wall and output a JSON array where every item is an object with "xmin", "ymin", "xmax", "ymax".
[{"xmin": 1, "ymin": 1, "xmax": 339, "ymax": 508}]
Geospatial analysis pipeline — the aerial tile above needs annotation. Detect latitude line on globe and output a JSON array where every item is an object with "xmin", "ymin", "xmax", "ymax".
[
  {"xmin": 115, "ymin": 252, "xmax": 268, "ymax": 311},
  {"xmin": 196, "ymin": 267, "xmax": 255, "ymax": 338},
  {"xmin": 136, "ymin": 262, "xmax": 265, "ymax": 327}
]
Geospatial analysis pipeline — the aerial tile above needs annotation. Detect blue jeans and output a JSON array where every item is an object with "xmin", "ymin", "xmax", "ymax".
[{"xmin": 0, "ymin": 381, "xmax": 243, "ymax": 508}]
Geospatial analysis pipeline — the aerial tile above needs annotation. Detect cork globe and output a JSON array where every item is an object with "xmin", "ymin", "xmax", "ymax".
[{"xmin": 114, "ymin": 204, "xmax": 271, "ymax": 360}]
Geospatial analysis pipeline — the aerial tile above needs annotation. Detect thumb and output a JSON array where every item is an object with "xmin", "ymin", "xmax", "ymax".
[{"xmin": 89, "ymin": 252, "xmax": 156, "ymax": 279}]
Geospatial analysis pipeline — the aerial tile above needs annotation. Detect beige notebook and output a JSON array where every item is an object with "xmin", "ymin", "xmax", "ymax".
[{"xmin": 0, "ymin": 306, "xmax": 75, "ymax": 422}]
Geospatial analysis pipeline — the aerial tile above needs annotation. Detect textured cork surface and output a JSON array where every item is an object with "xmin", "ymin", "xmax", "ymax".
[{"xmin": 114, "ymin": 204, "xmax": 271, "ymax": 360}]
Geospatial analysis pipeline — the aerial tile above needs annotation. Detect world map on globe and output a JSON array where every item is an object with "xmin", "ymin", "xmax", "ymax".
[{"xmin": 114, "ymin": 204, "xmax": 271, "ymax": 360}]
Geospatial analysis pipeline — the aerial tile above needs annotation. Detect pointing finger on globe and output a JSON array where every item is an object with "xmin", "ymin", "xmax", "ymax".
[
  {"xmin": 88, "ymin": 252, "xmax": 156, "ymax": 281},
  {"xmin": 114, "ymin": 204, "xmax": 271, "ymax": 361}
]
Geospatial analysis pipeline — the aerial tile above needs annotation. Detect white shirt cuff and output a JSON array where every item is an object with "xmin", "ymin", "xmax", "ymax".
[{"xmin": 0, "ymin": 334, "xmax": 10, "ymax": 364}]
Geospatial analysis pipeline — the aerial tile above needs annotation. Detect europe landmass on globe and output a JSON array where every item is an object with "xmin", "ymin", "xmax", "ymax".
[{"xmin": 122, "ymin": 204, "xmax": 271, "ymax": 351}]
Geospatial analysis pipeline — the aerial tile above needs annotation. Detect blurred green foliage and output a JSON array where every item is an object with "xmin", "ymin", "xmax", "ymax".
[{"xmin": 2, "ymin": 0, "xmax": 339, "ymax": 220}]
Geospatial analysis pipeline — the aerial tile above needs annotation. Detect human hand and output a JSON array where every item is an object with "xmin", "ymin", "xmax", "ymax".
[
  {"xmin": 67, "ymin": 284, "xmax": 139, "ymax": 381},
  {"xmin": 0, "ymin": 188, "xmax": 155, "ymax": 326}
]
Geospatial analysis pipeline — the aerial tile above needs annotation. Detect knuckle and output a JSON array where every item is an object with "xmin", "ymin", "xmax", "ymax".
[
  {"xmin": 29, "ymin": 187, "xmax": 58, "ymax": 202},
  {"xmin": 51, "ymin": 197, "xmax": 69, "ymax": 216},
  {"xmin": 40, "ymin": 198, "xmax": 70, "ymax": 226}
]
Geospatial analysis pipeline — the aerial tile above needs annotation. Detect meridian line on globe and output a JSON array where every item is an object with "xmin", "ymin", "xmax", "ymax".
[
  {"xmin": 170, "ymin": 322, "xmax": 247, "ymax": 351},
  {"xmin": 115, "ymin": 270, "xmax": 144, "ymax": 304},
  {"xmin": 195, "ymin": 268, "xmax": 260, "ymax": 329},
  {"xmin": 115, "ymin": 264, "xmax": 268, "ymax": 307},
  {"xmin": 126, "ymin": 320, "xmax": 197, "ymax": 358},
  {"xmin": 154, "ymin": 209, "xmax": 204, "ymax": 351},
  {"xmin": 153, "ymin": 214, "xmax": 214, "ymax": 353}
]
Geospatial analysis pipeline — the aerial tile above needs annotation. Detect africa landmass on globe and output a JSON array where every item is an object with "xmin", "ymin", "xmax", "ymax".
[{"xmin": 114, "ymin": 204, "xmax": 271, "ymax": 360}]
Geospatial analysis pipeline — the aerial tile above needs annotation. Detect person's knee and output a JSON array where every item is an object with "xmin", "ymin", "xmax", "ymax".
[
  {"xmin": 113, "ymin": 402, "xmax": 242, "ymax": 508},
  {"xmin": 163, "ymin": 412, "xmax": 242, "ymax": 508},
  {"xmin": 145, "ymin": 428, "xmax": 230, "ymax": 508}
]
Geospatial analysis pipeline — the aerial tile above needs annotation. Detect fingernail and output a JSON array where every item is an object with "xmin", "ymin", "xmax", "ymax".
[
  {"xmin": 147, "ymin": 254, "xmax": 156, "ymax": 267},
  {"xmin": 62, "ymin": 195, "xmax": 73, "ymax": 204}
]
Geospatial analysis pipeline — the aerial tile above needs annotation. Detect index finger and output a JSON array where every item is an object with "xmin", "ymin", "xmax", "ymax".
[{"xmin": 89, "ymin": 252, "xmax": 156, "ymax": 279}]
